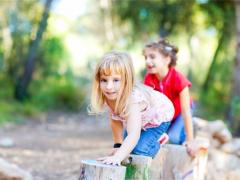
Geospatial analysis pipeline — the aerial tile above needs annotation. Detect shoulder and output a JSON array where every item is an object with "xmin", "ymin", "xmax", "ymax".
[
  {"xmin": 131, "ymin": 85, "xmax": 147, "ymax": 103},
  {"xmin": 144, "ymin": 73, "xmax": 154, "ymax": 84},
  {"xmin": 169, "ymin": 68, "xmax": 191, "ymax": 91},
  {"xmin": 170, "ymin": 68, "xmax": 189, "ymax": 82},
  {"xmin": 144, "ymin": 73, "xmax": 158, "ymax": 89}
]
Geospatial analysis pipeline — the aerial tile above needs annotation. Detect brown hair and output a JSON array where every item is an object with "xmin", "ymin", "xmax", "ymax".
[{"xmin": 143, "ymin": 39, "xmax": 179, "ymax": 67}]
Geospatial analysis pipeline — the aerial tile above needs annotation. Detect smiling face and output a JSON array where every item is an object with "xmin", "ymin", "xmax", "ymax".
[
  {"xmin": 91, "ymin": 51, "xmax": 134, "ymax": 115},
  {"xmin": 143, "ymin": 48, "xmax": 170, "ymax": 75},
  {"xmin": 100, "ymin": 73, "xmax": 122, "ymax": 102}
]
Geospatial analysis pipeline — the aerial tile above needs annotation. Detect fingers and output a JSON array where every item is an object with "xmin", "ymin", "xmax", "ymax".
[
  {"xmin": 187, "ymin": 147, "xmax": 197, "ymax": 158},
  {"xmin": 97, "ymin": 156, "xmax": 120, "ymax": 166},
  {"xmin": 97, "ymin": 157, "xmax": 107, "ymax": 161}
]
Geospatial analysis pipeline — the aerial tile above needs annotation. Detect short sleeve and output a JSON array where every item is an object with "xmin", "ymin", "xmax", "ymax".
[
  {"xmin": 174, "ymin": 71, "xmax": 192, "ymax": 93},
  {"xmin": 131, "ymin": 88, "xmax": 148, "ymax": 105}
]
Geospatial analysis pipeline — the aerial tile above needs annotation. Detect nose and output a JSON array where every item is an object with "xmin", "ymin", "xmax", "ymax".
[
  {"xmin": 106, "ymin": 81, "xmax": 113, "ymax": 89},
  {"xmin": 145, "ymin": 58, "xmax": 152, "ymax": 65}
]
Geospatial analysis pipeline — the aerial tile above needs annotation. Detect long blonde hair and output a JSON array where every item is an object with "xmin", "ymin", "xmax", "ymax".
[{"xmin": 90, "ymin": 51, "xmax": 135, "ymax": 116}]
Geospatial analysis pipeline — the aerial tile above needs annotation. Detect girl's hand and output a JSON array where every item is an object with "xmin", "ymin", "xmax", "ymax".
[
  {"xmin": 184, "ymin": 139, "xmax": 208, "ymax": 157},
  {"xmin": 97, "ymin": 155, "xmax": 121, "ymax": 166},
  {"xmin": 108, "ymin": 148, "xmax": 119, "ymax": 156},
  {"xmin": 184, "ymin": 140, "xmax": 198, "ymax": 157}
]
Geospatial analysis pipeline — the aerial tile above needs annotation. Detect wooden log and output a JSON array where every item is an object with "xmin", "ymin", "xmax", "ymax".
[
  {"xmin": 79, "ymin": 138, "xmax": 208, "ymax": 180},
  {"xmin": 79, "ymin": 160, "xmax": 126, "ymax": 180},
  {"xmin": 0, "ymin": 158, "xmax": 33, "ymax": 180},
  {"xmin": 151, "ymin": 138, "xmax": 209, "ymax": 180},
  {"xmin": 123, "ymin": 154, "xmax": 152, "ymax": 180}
]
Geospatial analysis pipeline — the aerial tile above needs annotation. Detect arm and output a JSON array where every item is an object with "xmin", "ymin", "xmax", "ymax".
[
  {"xmin": 110, "ymin": 118, "xmax": 123, "ymax": 144},
  {"xmin": 179, "ymin": 87, "xmax": 193, "ymax": 141},
  {"xmin": 113, "ymin": 103, "xmax": 142, "ymax": 161},
  {"xmin": 99, "ymin": 103, "xmax": 142, "ymax": 165},
  {"xmin": 180, "ymin": 87, "xmax": 200, "ymax": 157}
]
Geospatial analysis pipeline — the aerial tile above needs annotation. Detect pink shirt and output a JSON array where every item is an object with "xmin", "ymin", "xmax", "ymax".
[{"xmin": 110, "ymin": 85, "xmax": 174, "ymax": 129}]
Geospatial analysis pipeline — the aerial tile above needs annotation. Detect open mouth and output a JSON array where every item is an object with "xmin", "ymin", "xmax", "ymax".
[
  {"xmin": 147, "ymin": 66, "xmax": 154, "ymax": 70},
  {"xmin": 106, "ymin": 92, "xmax": 116, "ymax": 96}
]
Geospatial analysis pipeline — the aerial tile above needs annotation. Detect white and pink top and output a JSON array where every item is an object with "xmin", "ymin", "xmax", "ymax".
[{"xmin": 110, "ymin": 85, "xmax": 174, "ymax": 129}]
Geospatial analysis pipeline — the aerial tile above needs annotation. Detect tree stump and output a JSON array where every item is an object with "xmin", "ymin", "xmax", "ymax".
[
  {"xmin": 79, "ymin": 160, "xmax": 126, "ymax": 180},
  {"xmin": 79, "ymin": 138, "xmax": 209, "ymax": 180},
  {"xmin": 79, "ymin": 155, "xmax": 152, "ymax": 180},
  {"xmin": 151, "ymin": 138, "xmax": 209, "ymax": 180}
]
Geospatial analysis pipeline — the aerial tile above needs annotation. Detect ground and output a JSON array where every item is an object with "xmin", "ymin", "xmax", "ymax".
[{"xmin": 0, "ymin": 111, "xmax": 112, "ymax": 180}]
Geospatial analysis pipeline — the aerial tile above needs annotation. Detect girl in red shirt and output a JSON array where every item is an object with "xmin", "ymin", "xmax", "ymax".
[{"xmin": 142, "ymin": 39, "xmax": 197, "ymax": 156}]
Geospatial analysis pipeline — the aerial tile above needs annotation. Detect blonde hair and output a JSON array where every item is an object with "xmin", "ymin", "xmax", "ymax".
[{"xmin": 90, "ymin": 51, "xmax": 135, "ymax": 116}]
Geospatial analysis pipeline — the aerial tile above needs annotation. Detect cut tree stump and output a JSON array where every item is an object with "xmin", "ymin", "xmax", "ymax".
[
  {"xmin": 79, "ymin": 138, "xmax": 209, "ymax": 180},
  {"xmin": 79, "ymin": 155, "xmax": 152, "ymax": 180},
  {"xmin": 151, "ymin": 138, "xmax": 209, "ymax": 180},
  {"xmin": 79, "ymin": 160, "xmax": 126, "ymax": 180}
]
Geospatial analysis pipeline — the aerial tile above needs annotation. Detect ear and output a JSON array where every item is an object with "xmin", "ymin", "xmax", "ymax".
[{"xmin": 165, "ymin": 56, "xmax": 171, "ymax": 66}]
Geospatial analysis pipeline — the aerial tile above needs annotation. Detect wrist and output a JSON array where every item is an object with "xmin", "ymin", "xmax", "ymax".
[{"xmin": 113, "ymin": 143, "xmax": 122, "ymax": 148}]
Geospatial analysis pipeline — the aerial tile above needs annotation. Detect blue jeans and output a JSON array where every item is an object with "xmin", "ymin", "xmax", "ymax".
[
  {"xmin": 167, "ymin": 107, "xmax": 194, "ymax": 145},
  {"xmin": 167, "ymin": 114, "xmax": 186, "ymax": 145},
  {"xmin": 124, "ymin": 122, "xmax": 170, "ymax": 158}
]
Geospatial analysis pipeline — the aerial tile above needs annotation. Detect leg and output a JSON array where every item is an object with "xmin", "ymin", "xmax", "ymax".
[
  {"xmin": 167, "ymin": 114, "xmax": 186, "ymax": 144},
  {"xmin": 130, "ymin": 122, "xmax": 170, "ymax": 158}
]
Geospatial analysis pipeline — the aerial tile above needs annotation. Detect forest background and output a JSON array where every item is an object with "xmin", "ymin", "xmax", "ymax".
[{"xmin": 0, "ymin": 0, "xmax": 240, "ymax": 135}]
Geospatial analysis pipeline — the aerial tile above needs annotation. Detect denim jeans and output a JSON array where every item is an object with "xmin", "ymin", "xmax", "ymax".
[
  {"xmin": 124, "ymin": 122, "xmax": 170, "ymax": 158},
  {"xmin": 167, "ymin": 108, "xmax": 194, "ymax": 145},
  {"xmin": 167, "ymin": 114, "xmax": 186, "ymax": 145}
]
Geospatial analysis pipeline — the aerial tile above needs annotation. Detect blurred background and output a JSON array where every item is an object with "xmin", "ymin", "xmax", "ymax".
[{"xmin": 0, "ymin": 0, "xmax": 239, "ymax": 135}]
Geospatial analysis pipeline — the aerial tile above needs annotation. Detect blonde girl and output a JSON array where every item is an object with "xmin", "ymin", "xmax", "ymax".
[{"xmin": 91, "ymin": 51, "xmax": 174, "ymax": 165}]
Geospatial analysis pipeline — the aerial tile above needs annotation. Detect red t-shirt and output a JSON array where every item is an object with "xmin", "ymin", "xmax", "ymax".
[{"xmin": 144, "ymin": 67, "xmax": 192, "ymax": 120}]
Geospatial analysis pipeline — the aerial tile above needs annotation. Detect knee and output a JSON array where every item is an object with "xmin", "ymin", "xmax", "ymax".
[
  {"xmin": 168, "ymin": 128, "xmax": 186, "ymax": 145},
  {"xmin": 132, "ymin": 142, "xmax": 160, "ymax": 158}
]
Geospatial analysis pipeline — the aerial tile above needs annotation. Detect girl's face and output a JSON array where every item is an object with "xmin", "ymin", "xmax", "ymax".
[
  {"xmin": 143, "ymin": 48, "xmax": 170, "ymax": 74},
  {"xmin": 100, "ymin": 73, "xmax": 122, "ymax": 101}
]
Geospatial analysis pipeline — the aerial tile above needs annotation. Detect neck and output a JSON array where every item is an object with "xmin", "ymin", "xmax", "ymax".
[
  {"xmin": 106, "ymin": 100, "xmax": 116, "ymax": 111},
  {"xmin": 156, "ymin": 67, "xmax": 169, "ymax": 81}
]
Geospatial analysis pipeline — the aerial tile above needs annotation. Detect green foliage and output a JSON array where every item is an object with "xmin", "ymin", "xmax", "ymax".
[
  {"xmin": 0, "ymin": 101, "xmax": 22, "ymax": 124},
  {"xmin": 197, "ymin": 48, "xmax": 235, "ymax": 120},
  {"xmin": 112, "ymin": 0, "xmax": 196, "ymax": 40},
  {"xmin": 3, "ymin": 1, "xmax": 44, "ymax": 81},
  {"xmin": 231, "ymin": 96, "xmax": 240, "ymax": 119},
  {"xmin": 37, "ymin": 35, "xmax": 68, "ymax": 78},
  {"xmin": 30, "ymin": 75, "xmax": 85, "ymax": 111},
  {"xmin": 0, "ymin": 74, "xmax": 86, "ymax": 124}
]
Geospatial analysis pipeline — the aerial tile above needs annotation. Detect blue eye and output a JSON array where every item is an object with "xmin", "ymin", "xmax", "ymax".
[{"xmin": 114, "ymin": 79, "xmax": 120, "ymax": 82}]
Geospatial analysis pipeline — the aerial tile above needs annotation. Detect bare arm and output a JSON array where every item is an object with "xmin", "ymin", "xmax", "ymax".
[
  {"xmin": 180, "ymin": 87, "xmax": 202, "ymax": 157},
  {"xmin": 113, "ymin": 103, "xmax": 142, "ymax": 161},
  {"xmin": 99, "ymin": 103, "xmax": 142, "ymax": 165},
  {"xmin": 110, "ymin": 117, "xmax": 124, "ymax": 144},
  {"xmin": 179, "ymin": 87, "xmax": 193, "ymax": 141}
]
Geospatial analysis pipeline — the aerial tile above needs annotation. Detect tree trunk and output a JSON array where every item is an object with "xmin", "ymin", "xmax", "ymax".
[
  {"xmin": 14, "ymin": 0, "xmax": 54, "ymax": 101},
  {"xmin": 228, "ymin": 1, "xmax": 240, "ymax": 135},
  {"xmin": 202, "ymin": 32, "xmax": 225, "ymax": 91},
  {"xmin": 233, "ymin": 1, "xmax": 240, "ymax": 103}
]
